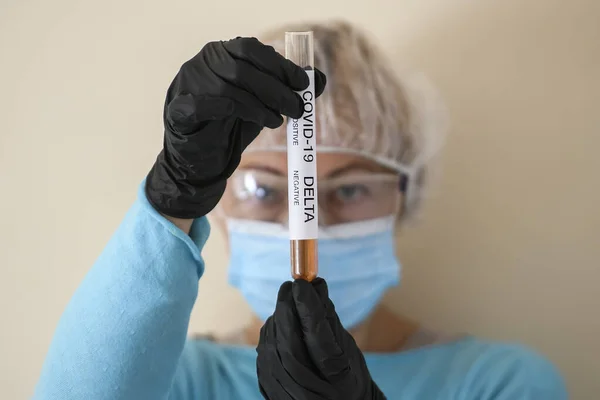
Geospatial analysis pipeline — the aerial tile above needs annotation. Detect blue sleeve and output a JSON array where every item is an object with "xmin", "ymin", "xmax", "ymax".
[
  {"xmin": 464, "ymin": 343, "xmax": 568, "ymax": 400},
  {"xmin": 34, "ymin": 181, "xmax": 211, "ymax": 400}
]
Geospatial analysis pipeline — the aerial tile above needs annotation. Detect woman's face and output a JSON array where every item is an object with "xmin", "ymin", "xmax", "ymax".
[{"xmin": 215, "ymin": 151, "xmax": 402, "ymax": 237}]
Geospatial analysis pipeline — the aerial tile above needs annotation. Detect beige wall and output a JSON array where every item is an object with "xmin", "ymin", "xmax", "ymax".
[{"xmin": 1, "ymin": 0, "xmax": 598, "ymax": 398}]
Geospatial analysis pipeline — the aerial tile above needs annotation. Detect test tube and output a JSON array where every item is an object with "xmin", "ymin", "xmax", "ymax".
[{"xmin": 285, "ymin": 32, "xmax": 318, "ymax": 281}]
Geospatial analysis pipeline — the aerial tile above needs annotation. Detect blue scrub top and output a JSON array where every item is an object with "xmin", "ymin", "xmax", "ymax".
[{"xmin": 33, "ymin": 181, "xmax": 568, "ymax": 399}]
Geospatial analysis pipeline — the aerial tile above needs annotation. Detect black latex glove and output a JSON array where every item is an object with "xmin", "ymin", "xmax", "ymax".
[
  {"xmin": 146, "ymin": 37, "xmax": 327, "ymax": 218},
  {"xmin": 257, "ymin": 278, "xmax": 387, "ymax": 400}
]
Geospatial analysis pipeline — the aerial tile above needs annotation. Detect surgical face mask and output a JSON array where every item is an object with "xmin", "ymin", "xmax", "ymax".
[{"xmin": 227, "ymin": 216, "xmax": 401, "ymax": 330}]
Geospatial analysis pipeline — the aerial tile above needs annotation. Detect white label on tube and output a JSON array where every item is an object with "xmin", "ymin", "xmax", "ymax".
[{"xmin": 287, "ymin": 69, "xmax": 318, "ymax": 240}]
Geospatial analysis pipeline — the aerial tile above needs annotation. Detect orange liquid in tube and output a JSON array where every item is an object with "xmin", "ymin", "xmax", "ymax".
[
  {"xmin": 285, "ymin": 31, "xmax": 318, "ymax": 282},
  {"xmin": 291, "ymin": 240, "xmax": 318, "ymax": 281}
]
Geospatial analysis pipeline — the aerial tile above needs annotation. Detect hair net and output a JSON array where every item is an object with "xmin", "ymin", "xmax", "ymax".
[{"xmin": 249, "ymin": 21, "xmax": 448, "ymax": 219}]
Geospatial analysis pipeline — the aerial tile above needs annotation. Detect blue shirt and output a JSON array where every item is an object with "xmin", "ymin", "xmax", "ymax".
[{"xmin": 33, "ymin": 182, "xmax": 568, "ymax": 399}]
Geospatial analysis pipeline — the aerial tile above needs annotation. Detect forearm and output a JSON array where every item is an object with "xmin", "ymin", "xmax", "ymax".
[{"xmin": 34, "ymin": 181, "xmax": 210, "ymax": 400}]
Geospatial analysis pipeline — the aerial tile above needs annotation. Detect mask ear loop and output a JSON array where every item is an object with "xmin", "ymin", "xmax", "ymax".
[{"xmin": 397, "ymin": 164, "xmax": 417, "ymax": 219}]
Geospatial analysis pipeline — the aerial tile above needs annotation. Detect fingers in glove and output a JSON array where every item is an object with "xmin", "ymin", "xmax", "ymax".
[
  {"xmin": 238, "ymin": 120, "xmax": 263, "ymax": 151},
  {"xmin": 167, "ymin": 91, "xmax": 283, "ymax": 131},
  {"xmin": 258, "ymin": 308, "xmax": 333, "ymax": 400},
  {"xmin": 257, "ymin": 346, "xmax": 290, "ymax": 400},
  {"xmin": 312, "ymin": 279, "xmax": 378, "ymax": 399},
  {"xmin": 292, "ymin": 279, "xmax": 351, "ymax": 383},
  {"xmin": 257, "ymin": 322, "xmax": 279, "ymax": 397},
  {"xmin": 274, "ymin": 282, "xmax": 314, "ymax": 369},
  {"xmin": 273, "ymin": 284, "xmax": 315, "ymax": 371},
  {"xmin": 223, "ymin": 37, "xmax": 309, "ymax": 91},
  {"xmin": 267, "ymin": 354, "xmax": 330, "ymax": 400},
  {"xmin": 274, "ymin": 282, "xmax": 337, "ymax": 397},
  {"xmin": 228, "ymin": 95, "xmax": 284, "ymax": 128},
  {"xmin": 214, "ymin": 58, "xmax": 305, "ymax": 119},
  {"xmin": 223, "ymin": 38, "xmax": 327, "ymax": 116},
  {"xmin": 257, "ymin": 317, "xmax": 287, "ymax": 398},
  {"xmin": 314, "ymin": 69, "xmax": 327, "ymax": 98},
  {"xmin": 259, "ymin": 363, "xmax": 303, "ymax": 400},
  {"xmin": 166, "ymin": 93, "xmax": 234, "ymax": 135},
  {"xmin": 310, "ymin": 278, "xmax": 345, "ymax": 339},
  {"xmin": 310, "ymin": 278, "xmax": 329, "ymax": 299},
  {"xmin": 163, "ymin": 118, "xmax": 238, "ymax": 182},
  {"xmin": 297, "ymin": 278, "xmax": 347, "ymax": 354}
]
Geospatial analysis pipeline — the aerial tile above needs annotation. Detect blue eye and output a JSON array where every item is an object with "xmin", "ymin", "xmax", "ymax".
[
  {"xmin": 254, "ymin": 185, "xmax": 280, "ymax": 203},
  {"xmin": 334, "ymin": 184, "xmax": 369, "ymax": 203}
]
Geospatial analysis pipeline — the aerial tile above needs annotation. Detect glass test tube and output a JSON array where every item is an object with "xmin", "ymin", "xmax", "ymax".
[{"xmin": 285, "ymin": 31, "xmax": 318, "ymax": 281}]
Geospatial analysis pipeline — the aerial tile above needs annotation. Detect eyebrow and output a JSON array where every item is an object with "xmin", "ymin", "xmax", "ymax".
[
  {"xmin": 241, "ymin": 164, "xmax": 286, "ymax": 176},
  {"xmin": 326, "ymin": 163, "xmax": 385, "ymax": 178},
  {"xmin": 241, "ymin": 161, "xmax": 388, "ymax": 178}
]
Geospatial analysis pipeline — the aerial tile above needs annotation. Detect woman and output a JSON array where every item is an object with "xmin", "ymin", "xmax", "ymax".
[{"xmin": 34, "ymin": 21, "xmax": 567, "ymax": 399}]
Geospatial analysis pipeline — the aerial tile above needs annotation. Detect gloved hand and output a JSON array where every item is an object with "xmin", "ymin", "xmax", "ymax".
[
  {"xmin": 146, "ymin": 37, "xmax": 327, "ymax": 218},
  {"xmin": 257, "ymin": 278, "xmax": 387, "ymax": 400}
]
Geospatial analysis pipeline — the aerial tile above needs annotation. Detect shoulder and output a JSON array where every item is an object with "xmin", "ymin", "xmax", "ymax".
[
  {"xmin": 455, "ymin": 338, "xmax": 568, "ymax": 399},
  {"xmin": 169, "ymin": 336, "xmax": 259, "ymax": 399},
  {"xmin": 168, "ymin": 338, "xmax": 225, "ymax": 399},
  {"xmin": 175, "ymin": 336, "xmax": 229, "ymax": 374}
]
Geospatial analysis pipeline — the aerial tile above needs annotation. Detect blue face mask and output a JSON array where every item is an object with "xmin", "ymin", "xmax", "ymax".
[{"xmin": 227, "ymin": 217, "xmax": 401, "ymax": 330}]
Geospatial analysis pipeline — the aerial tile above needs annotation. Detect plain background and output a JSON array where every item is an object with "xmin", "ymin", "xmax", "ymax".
[{"xmin": 1, "ymin": 0, "xmax": 598, "ymax": 398}]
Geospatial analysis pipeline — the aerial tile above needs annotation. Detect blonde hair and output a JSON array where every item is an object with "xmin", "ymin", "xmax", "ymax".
[{"xmin": 248, "ymin": 20, "xmax": 447, "ymax": 219}]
